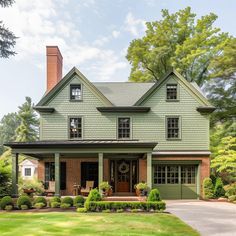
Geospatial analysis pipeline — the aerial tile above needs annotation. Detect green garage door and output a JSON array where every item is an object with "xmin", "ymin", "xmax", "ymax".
[{"xmin": 153, "ymin": 164, "xmax": 198, "ymax": 199}]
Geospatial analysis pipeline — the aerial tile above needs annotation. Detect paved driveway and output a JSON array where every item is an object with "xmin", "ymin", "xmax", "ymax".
[{"xmin": 166, "ymin": 200, "xmax": 236, "ymax": 236}]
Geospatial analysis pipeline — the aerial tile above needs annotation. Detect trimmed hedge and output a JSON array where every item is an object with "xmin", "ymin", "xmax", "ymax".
[
  {"xmin": 148, "ymin": 189, "xmax": 161, "ymax": 201},
  {"xmin": 34, "ymin": 197, "xmax": 47, "ymax": 207},
  {"xmin": 49, "ymin": 196, "xmax": 61, "ymax": 207},
  {"xmin": 0, "ymin": 196, "xmax": 14, "ymax": 210},
  {"xmin": 61, "ymin": 197, "xmax": 73, "ymax": 207},
  {"xmin": 85, "ymin": 201, "xmax": 166, "ymax": 212},
  {"xmin": 74, "ymin": 195, "xmax": 85, "ymax": 207},
  {"xmin": 17, "ymin": 195, "xmax": 32, "ymax": 209}
]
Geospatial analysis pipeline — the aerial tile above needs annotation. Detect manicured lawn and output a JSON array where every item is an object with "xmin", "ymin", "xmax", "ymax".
[{"xmin": 0, "ymin": 212, "xmax": 199, "ymax": 236}]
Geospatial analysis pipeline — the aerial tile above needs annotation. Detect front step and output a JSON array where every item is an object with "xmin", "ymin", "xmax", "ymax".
[{"xmin": 103, "ymin": 196, "xmax": 147, "ymax": 202}]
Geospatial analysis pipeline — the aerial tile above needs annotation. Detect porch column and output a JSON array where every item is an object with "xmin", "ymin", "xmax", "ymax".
[
  {"xmin": 147, "ymin": 152, "xmax": 152, "ymax": 189},
  {"xmin": 98, "ymin": 153, "xmax": 103, "ymax": 189},
  {"xmin": 54, "ymin": 153, "xmax": 60, "ymax": 196},
  {"xmin": 12, "ymin": 153, "xmax": 19, "ymax": 197}
]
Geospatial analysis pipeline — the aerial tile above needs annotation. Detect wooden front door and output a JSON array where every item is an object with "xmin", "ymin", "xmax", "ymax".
[{"xmin": 117, "ymin": 160, "xmax": 130, "ymax": 192}]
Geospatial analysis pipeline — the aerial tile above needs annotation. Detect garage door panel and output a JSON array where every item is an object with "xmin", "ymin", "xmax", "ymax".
[
  {"xmin": 181, "ymin": 184, "xmax": 197, "ymax": 199},
  {"xmin": 157, "ymin": 184, "xmax": 181, "ymax": 199}
]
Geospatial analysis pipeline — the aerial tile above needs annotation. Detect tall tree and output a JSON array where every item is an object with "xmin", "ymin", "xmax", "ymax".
[
  {"xmin": 15, "ymin": 97, "xmax": 39, "ymax": 142},
  {"xmin": 0, "ymin": 0, "xmax": 17, "ymax": 58},
  {"xmin": 126, "ymin": 7, "xmax": 231, "ymax": 86},
  {"xmin": 0, "ymin": 112, "xmax": 20, "ymax": 154}
]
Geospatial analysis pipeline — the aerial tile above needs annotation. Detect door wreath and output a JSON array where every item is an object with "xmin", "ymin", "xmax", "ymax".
[{"xmin": 118, "ymin": 161, "xmax": 129, "ymax": 173}]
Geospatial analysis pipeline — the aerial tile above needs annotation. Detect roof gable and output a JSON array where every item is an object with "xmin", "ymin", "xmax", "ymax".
[
  {"xmin": 37, "ymin": 67, "xmax": 113, "ymax": 106},
  {"xmin": 134, "ymin": 69, "xmax": 212, "ymax": 106}
]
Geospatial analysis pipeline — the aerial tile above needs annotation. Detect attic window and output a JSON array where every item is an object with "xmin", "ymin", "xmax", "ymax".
[
  {"xmin": 166, "ymin": 84, "xmax": 178, "ymax": 100},
  {"xmin": 70, "ymin": 84, "xmax": 82, "ymax": 100}
]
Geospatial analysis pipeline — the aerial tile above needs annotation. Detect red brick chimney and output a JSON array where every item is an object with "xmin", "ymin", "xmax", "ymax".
[{"xmin": 46, "ymin": 46, "xmax": 63, "ymax": 93}]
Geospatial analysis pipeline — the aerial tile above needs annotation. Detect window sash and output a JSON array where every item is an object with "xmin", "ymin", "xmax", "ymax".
[
  {"xmin": 24, "ymin": 168, "xmax": 31, "ymax": 176},
  {"xmin": 118, "ymin": 118, "xmax": 130, "ymax": 139},
  {"xmin": 166, "ymin": 84, "xmax": 177, "ymax": 100},
  {"xmin": 167, "ymin": 117, "xmax": 179, "ymax": 139},
  {"xmin": 70, "ymin": 85, "xmax": 82, "ymax": 100},
  {"xmin": 70, "ymin": 117, "xmax": 82, "ymax": 139}
]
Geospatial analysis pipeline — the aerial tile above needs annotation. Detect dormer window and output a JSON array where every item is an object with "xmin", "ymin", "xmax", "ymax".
[
  {"xmin": 166, "ymin": 84, "xmax": 178, "ymax": 101},
  {"xmin": 70, "ymin": 84, "xmax": 82, "ymax": 101}
]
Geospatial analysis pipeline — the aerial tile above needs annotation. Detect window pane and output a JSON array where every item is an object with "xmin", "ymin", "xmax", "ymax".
[
  {"xmin": 167, "ymin": 117, "xmax": 179, "ymax": 139},
  {"xmin": 167, "ymin": 165, "xmax": 179, "ymax": 184},
  {"xmin": 70, "ymin": 117, "xmax": 82, "ymax": 139},
  {"xmin": 153, "ymin": 165, "xmax": 166, "ymax": 184},
  {"xmin": 118, "ymin": 118, "xmax": 130, "ymax": 139},
  {"xmin": 181, "ymin": 166, "xmax": 196, "ymax": 184},
  {"xmin": 24, "ymin": 168, "xmax": 31, "ymax": 176},
  {"xmin": 167, "ymin": 84, "xmax": 177, "ymax": 100},
  {"xmin": 70, "ymin": 85, "xmax": 81, "ymax": 100}
]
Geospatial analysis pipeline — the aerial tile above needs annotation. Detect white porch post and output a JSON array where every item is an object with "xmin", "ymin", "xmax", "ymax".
[
  {"xmin": 12, "ymin": 153, "xmax": 19, "ymax": 197},
  {"xmin": 147, "ymin": 152, "xmax": 152, "ymax": 189},
  {"xmin": 98, "ymin": 153, "xmax": 103, "ymax": 190},
  {"xmin": 54, "ymin": 153, "xmax": 60, "ymax": 196}
]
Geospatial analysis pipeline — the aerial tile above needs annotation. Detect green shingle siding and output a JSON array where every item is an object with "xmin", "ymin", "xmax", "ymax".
[{"xmin": 40, "ymin": 74, "xmax": 209, "ymax": 151}]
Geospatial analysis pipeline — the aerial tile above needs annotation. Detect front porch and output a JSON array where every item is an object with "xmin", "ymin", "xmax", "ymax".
[{"xmin": 7, "ymin": 140, "xmax": 157, "ymax": 197}]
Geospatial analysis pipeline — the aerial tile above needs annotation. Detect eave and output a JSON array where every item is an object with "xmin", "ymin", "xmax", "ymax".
[
  {"xmin": 196, "ymin": 106, "xmax": 216, "ymax": 114},
  {"xmin": 97, "ymin": 106, "xmax": 150, "ymax": 113},
  {"xmin": 33, "ymin": 106, "xmax": 55, "ymax": 113}
]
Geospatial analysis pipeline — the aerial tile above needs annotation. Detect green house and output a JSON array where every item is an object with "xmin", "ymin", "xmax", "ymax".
[{"xmin": 6, "ymin": 46, "xmax": 215, "ymax": 199}]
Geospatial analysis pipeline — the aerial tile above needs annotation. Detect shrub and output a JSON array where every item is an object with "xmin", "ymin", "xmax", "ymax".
[
  {"xmin": 203, "ymin": 178, "xmax": 214, "ymax": 199},
  {"xmin": 34, "ymin": 197, "xmax": 47, "ymax": 207},
  {"xmin": 61, "ymin": 197, "xmax": 73, "ymax": 207},
  {"xmin": 224, "ymin": 183, "xmax": 236, "ymax": 198},
  {"xmin": 228, "ymin": 195, "xmax": 236, "ymax": 202},
  {"xmin": 34, "ymin": 203, "xmax": 45, "ymax": 209},
  {"xmin": 49, "ymin": 196, "xmax": 61, "ymax": 206},
  {"xmin": 74, "ymin": 195, "xmax": 85, "ymax": 207},
  {"xmin": 214, "ymin": 178, "xmax": 225, "ymax": 198},
  {"xmin": 60, "ymin": 203, "xmax": 70, "ymax": 209},
  {"xmin": 85, "ymin": 189, "xmax": 101, "ymax": 210},
  {"xmin": 0, "ymin": 196, "xmax": 13, "ymax": 210},
  {"xmin": 131, "ymin": 209, "xmax": 139, "ymax": 213},
  {"xmin": 17, "ymin": 195, "xmax": 32, "ymax": 209},
  {"xmin": 135, "ymin": 182, "xmax": 148, "ymax": 190},
  {"xmin": 51, "ymin": 202, "xmax": 60, "ymax": 208},
  {"xmin": 148, "ymin": 188, "xmax": 161, "ymax": 201},
  {"xmin": 77, "ymin": 207, "xmax": 87, "ymax": 213},
  {"xmin": 85, "ymin": 201, "xmax": 166, "ymax": 212},
  {"xmin": 21, "ymin": 205, "xmax": 28, "ymax": 210},
  {"xmin": 99, "ymin": 182, "xmax": 111, "ymax": 191},
  {"xmin": 116, "ymin": 209, "xmax": 124, "ymax": 213},
  {"xmin": 102, "ymin": 209, "xmax": 111, "ymax": 213},
  {"xmin": 5, "ymin": 205, "xmax": 13, "ymax": 211},
  {"xmin": 18, "ymin": 177, "xmax": 44, "ymax": 196}
]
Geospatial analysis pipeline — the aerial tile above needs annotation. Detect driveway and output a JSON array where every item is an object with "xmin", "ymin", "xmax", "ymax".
[{"xmin": 166, "ymin": 200, "xmax": 236, "ymax": 236}]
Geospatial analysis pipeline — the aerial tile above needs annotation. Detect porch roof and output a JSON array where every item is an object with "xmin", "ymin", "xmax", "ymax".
[{"xmin": 5, "ymin": 139, "xmax": 157, "ymax": 149}]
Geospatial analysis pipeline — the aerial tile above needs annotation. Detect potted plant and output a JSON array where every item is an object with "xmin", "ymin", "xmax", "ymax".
[
  {"xmin": 99, "ymin": 181, "xmax": 112, "ymax": 196},
  {"xmin": 135, "ymin": 182, "xmax": 148, "ymax": 196}
]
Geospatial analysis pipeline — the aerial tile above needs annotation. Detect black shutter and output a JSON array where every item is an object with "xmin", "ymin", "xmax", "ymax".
[{"xmin": 60, "ymin": 162, "xmax": 66, "ymax": 190}]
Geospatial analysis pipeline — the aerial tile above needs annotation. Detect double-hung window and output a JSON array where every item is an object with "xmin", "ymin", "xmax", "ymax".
[
  {"xmin": 118, "ymin": 117, "xmax": 131, "ymax": 139},
  {"xmin": 70, "ymin": 84, "xmax": 82, "ymax": 100},
  {"xmin": 24, "ymin": 168, "xmax": 32, "ymax": 177},
  {"xmin": 69, "ymin": 117, "xmax": 82, "ymax": 139},
  {"xmin": 166, "ymin": 84, "xmax": 178, "ymax": 100},
  {"xmin": 167, "ymin": 117, "xmax": 180, "ymax": 139}
]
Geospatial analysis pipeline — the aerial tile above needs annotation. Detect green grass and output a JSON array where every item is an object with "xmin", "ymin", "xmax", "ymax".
[{"xmin": 0, "ymin": 212, "xmax": 199, "ymax": 236}]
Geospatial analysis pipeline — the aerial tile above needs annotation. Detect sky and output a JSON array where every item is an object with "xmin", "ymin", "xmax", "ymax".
[{"xmin": 0, "ymin": 0, "xmax": 236, "ymax": 119}]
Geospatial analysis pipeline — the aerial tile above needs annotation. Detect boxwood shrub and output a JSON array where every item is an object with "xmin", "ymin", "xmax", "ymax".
[
  {"xmin": 85, "ymin": 201, "xmax": 166, "ymax": 212},
  {"xmin": 0, "ymin": 196, "xmax": 14, "ymax": 210},
  {"xmin": 49, "ymin": 196, "xmax": 61, "ymax": 207},
  {"xmin": 147, "ymin": 189, "xmax": 161, "ymax": 201},
  {"xmin": 51, "ymin": 202, "xmax": 60, "ymax": 208},
  {"xmin": 34, "ymin": 197, "xmax": 47, "ymax": 207},
  {"xmin": 34, "ymin": 203, "xmax": 45, "ymax": 209},
  {"xmin": 17, "ymin": 195, "xmax": 32, "ymax": 209},
  {"xmin": 61, "ymin": 197, "xmax": 73, "ymax": 207},
  {"xmin": 60, "ymin": 203, "xmax": 71, "ymax": 209},
  {"xmin": 74, "ymin": 195, "xmax": 85, "ymax": 207}
]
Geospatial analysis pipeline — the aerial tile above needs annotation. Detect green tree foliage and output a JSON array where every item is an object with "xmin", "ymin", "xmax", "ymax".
[
  {"xmin": 15, "ymin": 97, "xmax": 39, "ymax": 142},
  {"xmin": 0, "ymin": 112, "xmax": 20, "ymax": 154},
  {"xmin": 211, "ymin": 136, "xmax": 236, "ymax": 183},
  {"xmin": 0, "ymin": 0, "xmax": 17, "ymax": 58},
  {"xmin": 126, "ymin": 7, "xmax": 230, "ymax": 86},
  {"xmin": 203, "ymin": 177, "xmax": 214, "ymax": 199},
  {"xmin": 214, "ymin": 177, "xmax": 225, "ymax": 198}
]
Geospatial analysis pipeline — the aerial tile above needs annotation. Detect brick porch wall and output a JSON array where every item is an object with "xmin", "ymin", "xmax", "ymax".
[{"xmin": 38, "ymin": 157, "xmax": 110, "ymax": 195}]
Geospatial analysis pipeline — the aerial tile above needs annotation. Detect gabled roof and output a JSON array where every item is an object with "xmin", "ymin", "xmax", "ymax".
[
  {"xmin": 134, "ymin": 69, "xmax": 212, "ymax": 106},
  {"xmin": 37, "ymin": 67, "xmax": 113, "ymax": 106},
  {"xmin": 93, "ymin": 82, "xmax": 154, "ymax": 106}
]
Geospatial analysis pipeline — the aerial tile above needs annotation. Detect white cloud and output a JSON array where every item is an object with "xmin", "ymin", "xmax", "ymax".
[
  {"xmin": 112, "ymin": 30, "xmax": 120, "ymax": 38},
  {"xmin": 124, "ymin": 12, "xmax": 146, "ymax": 37},
  {"xmin": 0, "ymin": 0, "xmax": 128, "ymax": 82}
]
